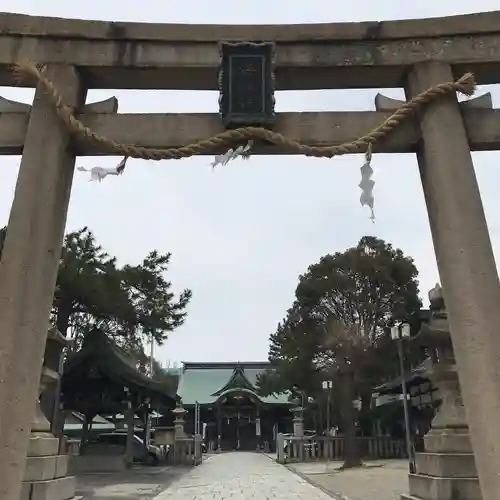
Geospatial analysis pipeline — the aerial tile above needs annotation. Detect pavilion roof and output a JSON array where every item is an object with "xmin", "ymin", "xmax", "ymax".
[
  {"xmin": 62, "ymin": 329, "xmax": 178, "ymax": 406},
  {"xmin": 373, "ymin": 358, "xmax": 433, "ymax": 395},
  {"xmin": 176, "ymin": 361, "xmax": 291, "ymax": 406}
]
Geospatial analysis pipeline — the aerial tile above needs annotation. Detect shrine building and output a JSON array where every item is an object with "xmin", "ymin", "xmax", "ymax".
[
  {"xmin": 60, "ymin": 329, "xmax": 178, "ymax": 438},
  {"xmin": 176, "ymin": 362, "xmax": 293, "ymax": 452}
]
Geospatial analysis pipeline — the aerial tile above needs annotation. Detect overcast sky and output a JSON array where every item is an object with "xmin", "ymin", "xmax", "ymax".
[{"xmin": 1, "ymin": 1, "xmax": 499, "ymax": 365}]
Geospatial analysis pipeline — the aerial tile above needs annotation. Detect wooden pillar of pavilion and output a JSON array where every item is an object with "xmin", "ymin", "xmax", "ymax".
[
  {"xmin": 217, "ymin": 402, "xmax": 222, "ymax": 452},
  {"xmin": 125, "ymin": 404, "xmax": 135, "ymax": 468}
]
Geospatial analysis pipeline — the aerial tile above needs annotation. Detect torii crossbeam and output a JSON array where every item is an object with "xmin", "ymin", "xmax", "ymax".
[{"xmin": 1, "ymin": 11, "xmax": 500, "ymax": 500}]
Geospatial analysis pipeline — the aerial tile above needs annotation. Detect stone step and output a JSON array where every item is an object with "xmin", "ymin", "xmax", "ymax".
[
  {"xmin": 408, "ymin": 473, "xmax": 481, "ymax": 500},
  {"xmin": 27, "ymin": 435, "xmax": 60, "ymax": 457},
  {"xmin": 20, "ymin": 475, "xmax": 75, "ymax": 500},
  {"xmin": 415, "ymin": 452, "xmax": 477, "ymax": 478},
  {"xmin": 24, "ymin": 454, "xmax": 68, "ymax": 482},
  {"xmin": 424, "ymin": 430, "xmax": 472, "ymax": 454}
]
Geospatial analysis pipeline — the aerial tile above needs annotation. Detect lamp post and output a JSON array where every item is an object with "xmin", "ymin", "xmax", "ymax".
[
  {"xmin": 322, "ymin": 380, "xmax": 333, "ymax": 434},
  {"xmin": 390, "ymin": 322, "xmax": 415, "ymax": 473}
]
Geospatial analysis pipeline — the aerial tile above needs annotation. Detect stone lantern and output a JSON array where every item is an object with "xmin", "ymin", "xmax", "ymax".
[
  {"xmin": 172, "ymin": 403, "xmax": 188, "ymax": 439},
  {"xmin": 289, "ymin": 397, "xmax": 304, "ymax": 437},
  {"xmin": 418, "ymin": 284, "xmax": 468, "ymax": 432},
  {"xmin": 401, "ymin": 284, "xmax": 480, "ymax": 500},
  {"xmin": 33, "ymin": 327, "xmax": 71, "ymax": 433},
  {"xmin": 23, "ymin": 328, "xmax": 75, "ymax": 500}
]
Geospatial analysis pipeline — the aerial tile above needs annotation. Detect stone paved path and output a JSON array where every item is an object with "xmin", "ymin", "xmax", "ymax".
[{"xmin": 153, "ymin": 452, "xmax": 335, "ymax": 499}]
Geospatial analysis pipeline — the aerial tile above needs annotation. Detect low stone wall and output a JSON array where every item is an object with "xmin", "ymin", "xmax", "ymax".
[
  {"xmin": 69, "ymin": 453, "xmax": 127, "ymax": 473},
  {"xmin": 154, "ymin": 426, "xmax": 175, "ymax": 446},
  {"xmin": 69, "ymin": 442, "xmax": 127, "ymax": 472},
  {"xmin": 169, "ymin": 435, "xmax": 203, "ymax": 466}
]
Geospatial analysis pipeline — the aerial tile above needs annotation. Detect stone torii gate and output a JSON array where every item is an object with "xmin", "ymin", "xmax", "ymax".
[{"xmin": 1, "ymin": 9, "xmax": 500, "ymax": 500}]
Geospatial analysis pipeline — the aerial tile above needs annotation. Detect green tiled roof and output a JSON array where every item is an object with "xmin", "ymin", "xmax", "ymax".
[
  {"xmin": 63, "ymin": 329, "xmax": 178, "ymax": 406},
  {"xmin": 176, "ymin": 362, "xmax": 291, "ymax": 406}
]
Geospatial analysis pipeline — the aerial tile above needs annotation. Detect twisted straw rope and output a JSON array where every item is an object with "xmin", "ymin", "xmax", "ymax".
[{"xmin": 12, "ymin": 62, "xmax": 476, "ymax": 161}]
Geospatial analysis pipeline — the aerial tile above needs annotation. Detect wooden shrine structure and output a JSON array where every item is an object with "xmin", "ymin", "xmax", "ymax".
[
  {"xmin": 176, "ymin": 362, "xmax": 292, "ymax": 452},
  {"xmin": 1, "ymin": 10, "xmax": 500, "ymax": 500},
  {"xmin": 60, "ymin": 329, "xmax": 177, "ymax": 438}
]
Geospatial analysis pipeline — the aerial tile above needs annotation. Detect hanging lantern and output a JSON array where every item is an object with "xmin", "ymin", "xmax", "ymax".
[{"xmin": 218, "ymin": 42, "xmax": 276, "ymax": 128}]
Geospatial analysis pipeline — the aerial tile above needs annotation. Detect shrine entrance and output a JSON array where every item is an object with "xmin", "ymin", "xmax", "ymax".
[
  {"xmin": 2, "ymin": 10, "xmax": 500, "ymax": 500},
  {"xmin": 218, "ymin": 391, "xmax": 259, "ymax": 451},
  {"xmin": 178, "ymin": 362, "xmax": 291, "ymax": 453}
]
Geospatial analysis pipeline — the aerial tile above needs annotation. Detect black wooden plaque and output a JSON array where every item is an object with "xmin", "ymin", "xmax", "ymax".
[{"xmin": 219, "ymin": 42, "xmax": 275, "ymax": 127}]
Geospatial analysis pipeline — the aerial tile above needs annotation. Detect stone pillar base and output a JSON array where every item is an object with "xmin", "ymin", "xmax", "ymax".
[
  {"xmin": 292, "ymin": 418, "xmax": 304, "ymax": 437},
  {"xmin": 20, "ymin": 434, "xmax": 76, "ymax": 500},
  {"xmin": 291, "ymin": 407, "xmax": 304, "ymax": 437},
  {"xmin": 401, "ymin": 429, "xmax": 481, "ymax": 500}
]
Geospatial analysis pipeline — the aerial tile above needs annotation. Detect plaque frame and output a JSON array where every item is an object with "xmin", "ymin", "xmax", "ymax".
[{"xmin": 218, "ymin": 41, "xmax": 276, "ymax": 128}]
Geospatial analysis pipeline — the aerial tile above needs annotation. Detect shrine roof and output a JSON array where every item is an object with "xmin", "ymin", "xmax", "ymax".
[
  {"xmin": 176, "ymin": 362, "xmax": 291, "ymax": 406},
  {"xmin": 63, "ymin": 329, "xmax": 178, "ymax": 404}
]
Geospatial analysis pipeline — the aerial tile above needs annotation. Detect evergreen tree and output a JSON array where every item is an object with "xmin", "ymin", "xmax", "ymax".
[
  {"xmin": 54, "ymin": 228, "xmax": 191, "ymax": 349},
  {"xmin": 1, "ymin": 225, "xmax": 191, "ymax": 350},
  {"xmin": 259, "ymin": 236, "xmax": 424, "ymax": 468}
]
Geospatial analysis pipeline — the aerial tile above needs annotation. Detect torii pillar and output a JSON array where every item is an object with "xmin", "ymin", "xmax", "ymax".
[
  {"xmin": 0, "ymin": 64, "xmax": 86, "ymax": 500},
  {"xmin": 406, "ymin": 61, "xmax": 500, "ymax": 500}
]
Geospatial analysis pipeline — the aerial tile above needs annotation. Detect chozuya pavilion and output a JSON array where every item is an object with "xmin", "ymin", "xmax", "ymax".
[{"xmin": 176, "ymin": 362, "xmax": 292, "ymax": 452}]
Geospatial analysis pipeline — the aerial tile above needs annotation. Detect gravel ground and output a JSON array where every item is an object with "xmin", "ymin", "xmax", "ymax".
[
  {"xmin": 287, "ymin": 459, "xmax": 410, "ymax": 500},
  {"xmin": 75, "ymin": 464, "xmax": 191, "ymax": 500}
]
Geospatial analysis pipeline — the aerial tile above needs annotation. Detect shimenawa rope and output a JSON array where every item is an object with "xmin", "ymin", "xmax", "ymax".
[{"xmin": 12, "ymin": 62, "xmax": 476, "ymax": 161}]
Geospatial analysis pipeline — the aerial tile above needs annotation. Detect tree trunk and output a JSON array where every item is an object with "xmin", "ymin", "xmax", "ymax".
[
  {"xmin": 125, "ymin": 406, "xmax": 135, "ymax": 467},
  {"xmin": 81, "ymin": 412, "xmax": 94, "ymax": 447},
  {"xmin": 55, "ymin": 301, "xmax": 72, "ymax": 336},
  {"xmin": 359, "ymin": 389, "xmax": 373, "ymax": 436},
  {"xmin": 338, "ymin": 371, "xmax": 362, "ymax": 468}
]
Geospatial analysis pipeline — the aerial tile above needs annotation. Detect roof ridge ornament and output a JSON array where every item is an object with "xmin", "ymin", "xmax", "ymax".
[{"xmin": 210, "ymin": 364, "xmax": 256, "ymax": 397}]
